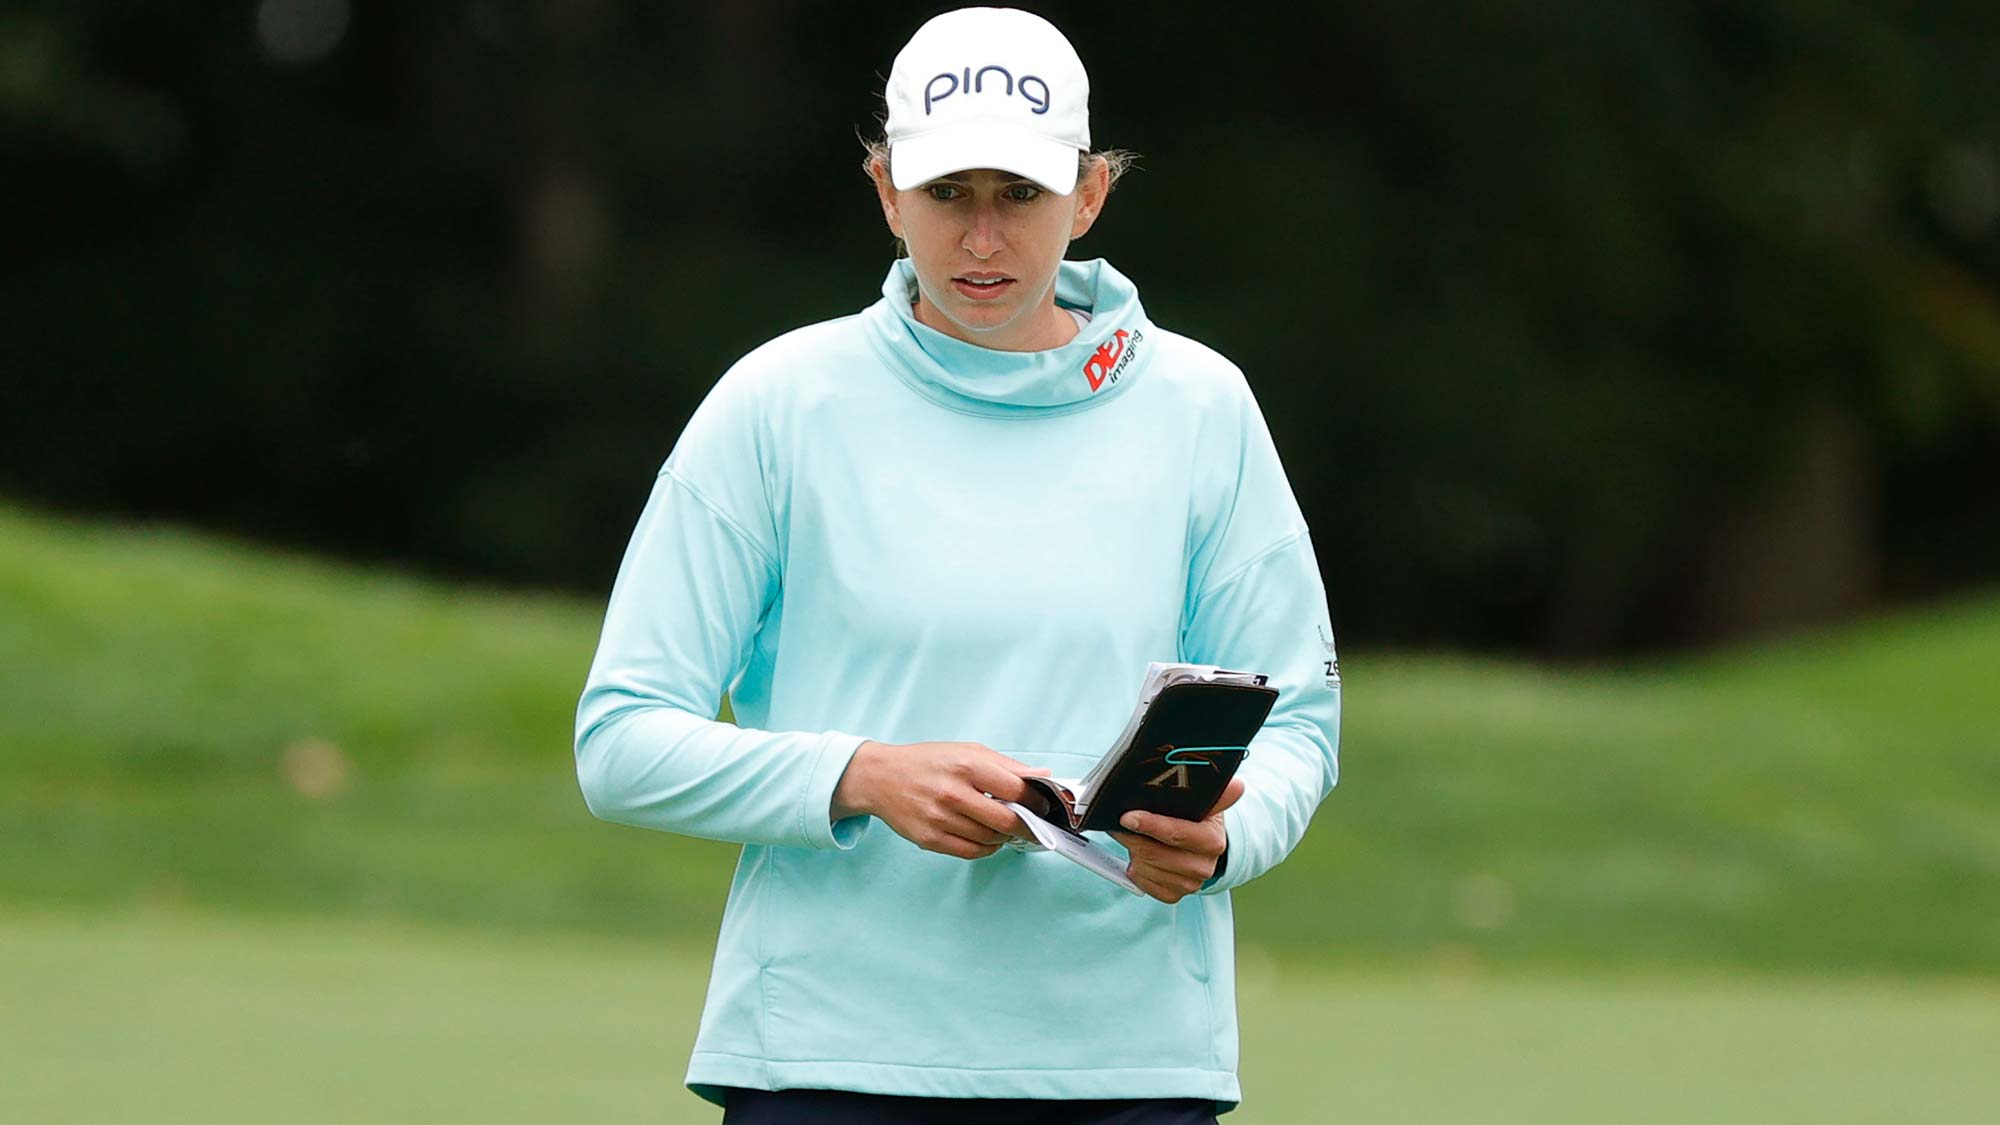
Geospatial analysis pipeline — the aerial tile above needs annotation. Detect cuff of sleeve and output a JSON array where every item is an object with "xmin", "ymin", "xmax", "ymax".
[{"xmin": 799, "ymin": 731, "xmax": 872, "ymax": 850}]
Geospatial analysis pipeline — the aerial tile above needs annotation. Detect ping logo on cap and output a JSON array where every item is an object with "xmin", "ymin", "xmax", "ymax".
[
  {"xmin": 924, "ymin": 66, "xmax": 1051, "ymax": 115},
  {"xmin": 883, "ymin": 8, "xmax": 1091, "ymax": 194}
]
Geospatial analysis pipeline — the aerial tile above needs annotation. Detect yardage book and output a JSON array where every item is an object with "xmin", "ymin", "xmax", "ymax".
[{"xmin": 1000, "ymin": 662, "xmax": 1278, "ymax": 895}]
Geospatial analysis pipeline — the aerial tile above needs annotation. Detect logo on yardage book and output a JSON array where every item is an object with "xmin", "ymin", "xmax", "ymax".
[{"xmin": 1144, "ymin": 746, "xmax": 1216, "ymax": 790}]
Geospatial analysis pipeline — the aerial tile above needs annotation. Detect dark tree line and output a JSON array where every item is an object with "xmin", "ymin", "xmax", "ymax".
[{"xmin": 6, "ymin": 1, "xmax": 1997, "ymax": 655}]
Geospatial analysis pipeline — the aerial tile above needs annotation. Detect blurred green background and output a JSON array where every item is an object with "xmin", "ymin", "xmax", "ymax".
[{"xmin": 3, "ymin": 2, "xmax": 1997, "ymax": 1122}]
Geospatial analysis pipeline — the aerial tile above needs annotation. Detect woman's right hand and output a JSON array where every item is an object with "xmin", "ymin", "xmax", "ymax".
[{"xmin": 831, "ymin": 740, "xmax": 1051, "ymax": 860}]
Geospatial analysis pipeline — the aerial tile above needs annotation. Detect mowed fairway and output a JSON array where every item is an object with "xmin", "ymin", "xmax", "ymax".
[
  {"xmin": 5, "ymin": 507, "xmax": 1997, "ymax": 1123},
  {"xmin": 5, "ymin": 909, "xmax": 1994, "ymax": 1124}
]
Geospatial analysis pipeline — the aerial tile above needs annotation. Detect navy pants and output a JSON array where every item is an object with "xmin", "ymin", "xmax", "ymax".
[{"xmin": 720, "ymin": 1087, "xmax": 1220, "ymax": 1124}]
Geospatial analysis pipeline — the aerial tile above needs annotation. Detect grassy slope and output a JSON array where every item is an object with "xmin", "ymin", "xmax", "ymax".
[
  {"xmin": 2, "ymin": 503, "xmax": 1995, "ymax": 971},
  {"xmin": 1270, "ymin": 606, "xmax": 2000, "ymax": 971},
  {"xmin": 5, "ymin": 909, "xmax": 1995, "ymax": 1124}
]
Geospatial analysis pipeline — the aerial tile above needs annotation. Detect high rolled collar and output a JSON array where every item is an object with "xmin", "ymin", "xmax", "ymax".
[{"xmin": 862, "ymin": 257, "xmax": 1153, "ymax": 418}]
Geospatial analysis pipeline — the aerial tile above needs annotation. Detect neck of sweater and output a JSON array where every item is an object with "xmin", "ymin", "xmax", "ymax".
[{"xmin": 862, "ymin": 257, "xmax": 1153, "ymax": 419}]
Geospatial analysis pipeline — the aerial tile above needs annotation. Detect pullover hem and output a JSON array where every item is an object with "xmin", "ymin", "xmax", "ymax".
[{"xmin": 687, "ymin": 1053, "xmax": 1243, "ymax": 1112}]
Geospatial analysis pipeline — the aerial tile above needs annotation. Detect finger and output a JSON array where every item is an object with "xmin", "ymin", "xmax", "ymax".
[
  {"xmin": 1128, "ymin": 865, "xmax": 1195, "ymax": 905},
  {"xmin": 1113, "ymin": 832, "xmax": 1218, "ymax": 881},
  {"xmin": 921, "ymin": 828, "xmax": 1004, "ymax": 860},
  {"xmin": 968, "ymin": 761, "xmax": 1046, "ymax": 805},
  {"xmin": 938, "ymin": 809, "xmax": 1013, "ymax": 846},
  {"xmin": 916, "ymin": 796, "xmax": 1008, "ymax": 840},
  {"xmin": 1117, "ymin": 810, "xmax": 1195, "ymax": 849},
  {"xmin": 949, "ymin": 789, "xmax": 1034, "ymax": 838},
  {"xmin": 986, "ymin": 786, "xmax": 1049, "ymax": 830},
  {"xmin": 977, "ymin": 746, "xmax": 1054, "ymax": 778},
  {"xmin": 956, "ymin": 743, "xmax": 1053, "ymax": 781},
  {"xmin": 1110, "ymin": 829, "xmax": 1165, "ymax": 864},
  {"xmin": 1210, "ymin": 776, "xmax": 1247, "ymax": 816}
]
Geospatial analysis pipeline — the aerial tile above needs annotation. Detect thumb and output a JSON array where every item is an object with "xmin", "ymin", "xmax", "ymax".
[{"xmin": 1209, "ymin": 776, "xmax": 1247, "ymax": 817}]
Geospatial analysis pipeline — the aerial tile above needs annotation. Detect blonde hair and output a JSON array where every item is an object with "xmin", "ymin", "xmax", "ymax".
[{"xmin": 859, "ymin": 138, "xmax": 1139, "ymax": 194}]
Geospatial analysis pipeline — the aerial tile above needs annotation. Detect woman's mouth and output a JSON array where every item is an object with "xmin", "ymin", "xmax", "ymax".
[{"xmin": 952, "ymin": 275, "xmax": 1014, "ymax": 301}]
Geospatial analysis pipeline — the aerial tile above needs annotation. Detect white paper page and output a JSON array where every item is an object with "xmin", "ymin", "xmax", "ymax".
[{"xmin": 999, "ymin": 800, "xmax": 1145, "ymax": 896}]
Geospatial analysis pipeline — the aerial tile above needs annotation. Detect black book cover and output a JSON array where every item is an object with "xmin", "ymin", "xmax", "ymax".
[{"xmin": 1076, "ymin": 680, "xmax": 1277, "ymax": 831}]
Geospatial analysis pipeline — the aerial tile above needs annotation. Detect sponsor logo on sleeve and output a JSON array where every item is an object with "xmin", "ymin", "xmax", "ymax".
[{"xmin": 1318, "ymin": 623, "xmax": 1341, "ymax": 689}]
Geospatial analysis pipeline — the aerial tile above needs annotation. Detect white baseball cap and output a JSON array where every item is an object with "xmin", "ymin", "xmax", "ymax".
[{"xmin": 883, "ymin": 7, "xmax": 1091, "ymax": 195}]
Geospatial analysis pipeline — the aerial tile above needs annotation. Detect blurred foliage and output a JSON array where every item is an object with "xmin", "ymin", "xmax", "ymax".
[
  {"xmin": 3, "ymin": 1, "xmax": 1998, "ymax": 654},
  {"xmin": 7, "ymin": 504, "xmax": 1995, "ymax": 973}
]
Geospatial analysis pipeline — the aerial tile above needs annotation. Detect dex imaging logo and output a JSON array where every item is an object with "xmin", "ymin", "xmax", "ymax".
[{"xmin": 1083, "ymin": 327, "xmax": 1142, "ymax": 392}]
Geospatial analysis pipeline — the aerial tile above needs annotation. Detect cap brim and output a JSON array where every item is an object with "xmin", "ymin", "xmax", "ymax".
[{"xmin": 889, "ymin": 121, "xmax": 1081, "ymax": 195}]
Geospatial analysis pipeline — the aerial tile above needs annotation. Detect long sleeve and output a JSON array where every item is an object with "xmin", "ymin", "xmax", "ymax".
[
  {"xmin": 1179, "ymin": 376, "xmax": 1341, "ymax": 894},
  {"xmin": 1182, "ymin": 531, "xmax": 1340, "ymax": 892},
  {"xmin": 573, "ymin": 373, "xmax": 872, "ymax": 850}
]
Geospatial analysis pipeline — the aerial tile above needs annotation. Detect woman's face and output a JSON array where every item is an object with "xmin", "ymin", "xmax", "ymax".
[{"xmin": 873, "ymin": 159, "xmax": 1109, "ymax": 352}]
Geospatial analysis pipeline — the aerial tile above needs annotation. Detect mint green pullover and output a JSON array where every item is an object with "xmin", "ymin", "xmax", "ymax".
[{"xmin": 574, "ymin": 257, "xmax": 1340, "ymax": 1113}]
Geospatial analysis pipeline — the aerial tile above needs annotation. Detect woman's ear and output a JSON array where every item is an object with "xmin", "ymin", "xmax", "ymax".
[
  {"xmin": 1068, "ymin": 156, "xmax": 1112, "ymax": 241},
  {"xmin": 868, "ymin": 154, "xmax": 905, "ymax": 239}
]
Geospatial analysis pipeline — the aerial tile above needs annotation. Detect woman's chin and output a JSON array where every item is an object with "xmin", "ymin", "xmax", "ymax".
[
  {"xmin": 930, "ymin": 302, "xmax": 1022, "ymax": 340},
  {"xmin": 951, "ymin": 306, "xmax": 1018, "ymax": 332},
  {"xmin": 914, "ymin": 288, "xmax": 1057, "ymax": 349}
]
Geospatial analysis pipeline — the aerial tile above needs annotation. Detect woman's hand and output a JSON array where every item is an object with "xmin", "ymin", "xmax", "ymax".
[
  {"xmin": 1109, "ymin": 776, "xmax": 1245, "ymax": 904},
  {"xmin": 832, "ymin": 740, "xmax": 1051, "ymax": 860}
]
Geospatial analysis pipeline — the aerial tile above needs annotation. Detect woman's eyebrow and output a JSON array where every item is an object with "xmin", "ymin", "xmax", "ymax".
[{"xmin": 927, "ymin": 172, "xmax": 1038, "ymax": 186}]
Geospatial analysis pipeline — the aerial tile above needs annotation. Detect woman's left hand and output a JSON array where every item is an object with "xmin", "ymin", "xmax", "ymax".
[{"xmin": 1109, "ymin": 776, "xmax": 1245, "ymax": 904}]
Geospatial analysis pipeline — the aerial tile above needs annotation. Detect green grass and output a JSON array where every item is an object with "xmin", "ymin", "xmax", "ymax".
[
  {"xmin": 1278, "ymin": 610, "xmax": 2000, "ymax": 972},
  {"xmin": 2, "ymin": 501, "xmax": 1996, "ymax": 973},
  {"xmin": 4, "ymin": 908, "xmax": 1994, "ymax": 1124}
]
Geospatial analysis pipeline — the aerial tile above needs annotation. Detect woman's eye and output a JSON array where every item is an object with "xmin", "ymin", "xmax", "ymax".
[
  {"xmin": 1006, "ymin": 185, "xmax": 1040, "ymax": 202},
  {"xmin": 925, "ymin": 184, "xmax": 960, "ymax": 201}
]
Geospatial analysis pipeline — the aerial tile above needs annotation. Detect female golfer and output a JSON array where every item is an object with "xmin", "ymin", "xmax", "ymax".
[{"xmin": 575, "ymin": 8, "xmax": 1339, "ymax": 1123}]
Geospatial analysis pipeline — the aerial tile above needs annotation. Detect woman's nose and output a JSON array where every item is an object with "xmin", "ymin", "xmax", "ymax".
[{"xmin": 963, "ymin": 204, "xmax": 1004, "ymax": 258}]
